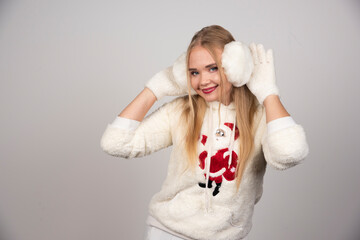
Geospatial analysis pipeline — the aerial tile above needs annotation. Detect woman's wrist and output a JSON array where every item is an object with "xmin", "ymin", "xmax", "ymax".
[
  {"xmin": 118, "ymin": 87, "xmax": 157, "ymax": 122},
  {"xmin": 263, "ymin": 94, "xmax": 290, "ymax": 123},
  {"xmin": 263, "ymin": 94, "xmax": 279, "ymax": 107},
  {"xmin": 143, "ymin": 87, "xmax": 158, "ymax": 101}
]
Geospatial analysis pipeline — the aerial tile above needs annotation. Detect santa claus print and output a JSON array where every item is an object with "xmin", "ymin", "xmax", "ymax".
[{"xmin": 198, "ymin": 122, "xmax": 239, "ymax": 196}]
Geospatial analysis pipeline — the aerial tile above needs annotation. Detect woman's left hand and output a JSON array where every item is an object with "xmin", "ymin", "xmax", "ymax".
[{"xmin": 246, "ymin": 43, "xmax": 280, "ymax": 105}]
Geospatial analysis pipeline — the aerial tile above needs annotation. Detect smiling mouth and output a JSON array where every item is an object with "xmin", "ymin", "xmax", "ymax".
[{"xmin": 202, "ymin": 86, "xmax": 218, "ymax": 94}]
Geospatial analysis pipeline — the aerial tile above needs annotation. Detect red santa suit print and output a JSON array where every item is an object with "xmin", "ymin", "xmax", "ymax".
[{"xmin": 198, "ymin": 122, "xmax": 239, "ymax": 196}]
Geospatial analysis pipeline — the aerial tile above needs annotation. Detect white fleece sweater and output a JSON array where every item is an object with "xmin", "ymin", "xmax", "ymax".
[{"xmin": 100, "ymin": 97, "xmax": 309, "ymax": 240}]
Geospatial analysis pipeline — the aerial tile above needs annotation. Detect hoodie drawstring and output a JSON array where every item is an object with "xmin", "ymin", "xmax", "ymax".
[
  {"xmin": 204, "ymin": 106, "xmax": 213, "ymax": 213},
  {"xmin": 228, "ymin": 114, "xmax": 236, "ymax": 169}
]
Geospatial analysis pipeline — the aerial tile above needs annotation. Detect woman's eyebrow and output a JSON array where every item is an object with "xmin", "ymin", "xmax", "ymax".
[
  {"xmin": 188, "ymin": 63, "xmax": 216, "ymax": 71},
  {"xmin": 205, "ymin": 63, "xmax": 216, "ymax": 68}
]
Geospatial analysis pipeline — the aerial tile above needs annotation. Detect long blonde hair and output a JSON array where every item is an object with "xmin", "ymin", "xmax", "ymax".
[{"xmin": 180, "ymin": 25, "xmax": 259, "ymax": 190}]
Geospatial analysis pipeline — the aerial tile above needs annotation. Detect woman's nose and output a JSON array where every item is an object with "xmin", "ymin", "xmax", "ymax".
[{"xmin": 200, "ymin": 72, "xmax": 211, "ymax": 86}]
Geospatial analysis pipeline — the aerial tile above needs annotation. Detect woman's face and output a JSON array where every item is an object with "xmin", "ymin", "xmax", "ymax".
[{"xmin": 188, "ymin": 45, "xmax": 233, "ymax": 105}]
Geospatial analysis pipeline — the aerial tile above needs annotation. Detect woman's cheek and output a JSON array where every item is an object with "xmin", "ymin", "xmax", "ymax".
[{"xmin": 190, "ymin": 78, "xmax": 198, "ymax": 90}]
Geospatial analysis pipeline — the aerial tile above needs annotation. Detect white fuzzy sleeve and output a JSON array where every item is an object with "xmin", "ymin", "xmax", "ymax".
[
  {"xmin": 100, "ymin": 98, "xmax": 180, "ymax": 159},
  {"xmin": 260, "ymin": 109, "xmax": 310, "ymax": 170}
]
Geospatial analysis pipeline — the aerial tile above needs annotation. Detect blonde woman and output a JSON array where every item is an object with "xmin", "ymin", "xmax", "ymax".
[{"xmin": 100, "ymin": 25, "xmax": 309, "ymax": 240}]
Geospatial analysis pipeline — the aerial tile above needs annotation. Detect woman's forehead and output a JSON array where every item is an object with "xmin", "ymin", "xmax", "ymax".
[{"xmin": 189, "ymin": 46, "xmax": 222, "ymax": 68}]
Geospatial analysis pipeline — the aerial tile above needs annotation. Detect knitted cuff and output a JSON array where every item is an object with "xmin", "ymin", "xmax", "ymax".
[
  {"xmin": 267, "ymin": 116, "xmax": 296, "ymax": 135},
  {"xmin": 110, "ymin": 116, "xmax": 140, "ymax": 130}
]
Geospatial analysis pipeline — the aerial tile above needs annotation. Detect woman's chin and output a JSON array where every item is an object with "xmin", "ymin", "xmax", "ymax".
[
  {"xmin": 198, "ymin": 90, "xmax": 219, "ymax": 102},
  {"xmin": 199, "ymin": 92, "xmax": 231, "ymax": 105},
  {"xmin": 202, "ymin": 95, "xmax": 220, "ymax": 103}
]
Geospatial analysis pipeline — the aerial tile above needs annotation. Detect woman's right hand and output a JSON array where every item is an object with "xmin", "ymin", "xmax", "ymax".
[
  {"xmin": 145, "ymin": 53, "xmax": 197, "ymax": 100},
  {"xmin": 117, "ymin": 53, "xmax": 194, "ymax": 123}
]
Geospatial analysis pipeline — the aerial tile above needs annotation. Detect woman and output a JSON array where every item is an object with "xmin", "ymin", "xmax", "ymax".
[{"xmin": 100, "ymin": 25, "xmax": 309, "ymax": 240}]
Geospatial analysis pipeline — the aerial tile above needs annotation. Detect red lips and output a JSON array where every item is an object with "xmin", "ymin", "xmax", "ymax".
[{"xmin": 202, "ymin": 86, "xmax": 217, "ymax": 94}]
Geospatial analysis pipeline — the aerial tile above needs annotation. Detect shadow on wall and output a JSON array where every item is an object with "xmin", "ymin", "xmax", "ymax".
[
  {"xmin": 350, "ymin": 214, "xmax": 360, "ymax": 240},
  {"xmin": 0, "ymin": 0, "xmax": 11, "ymax": 28}
]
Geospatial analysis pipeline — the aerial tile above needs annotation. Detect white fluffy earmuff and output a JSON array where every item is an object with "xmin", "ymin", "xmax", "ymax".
[{"xmin": 221, "ymin": 41, "xmax": 254, "ymax": 87}]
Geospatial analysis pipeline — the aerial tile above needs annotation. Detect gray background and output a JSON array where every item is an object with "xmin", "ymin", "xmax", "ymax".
[{"xmin": 0, "ymin": 0, "xmax": 359, "ymax": 239}]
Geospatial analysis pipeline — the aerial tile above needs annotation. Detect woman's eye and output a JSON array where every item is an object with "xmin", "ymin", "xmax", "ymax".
[
  {"xmin": 190, "ymin": 71, "xmax": 199, "ymax": 76},
  {"xmin": 210, "ymin": 67, "xmax": 218, "ymax": 72}
]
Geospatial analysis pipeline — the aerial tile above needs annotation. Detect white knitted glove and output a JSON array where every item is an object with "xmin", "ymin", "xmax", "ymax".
[
  {"xmin": 221, "ymin": 41, "xmax": 254, "ymax": 87},
  {"xmin": 246, "ymin": 43, "xmax": 280, "ymax": 105},
  {"xmin": 145, "ymin": 53, "xmax": 197, "ymax": 100}
]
